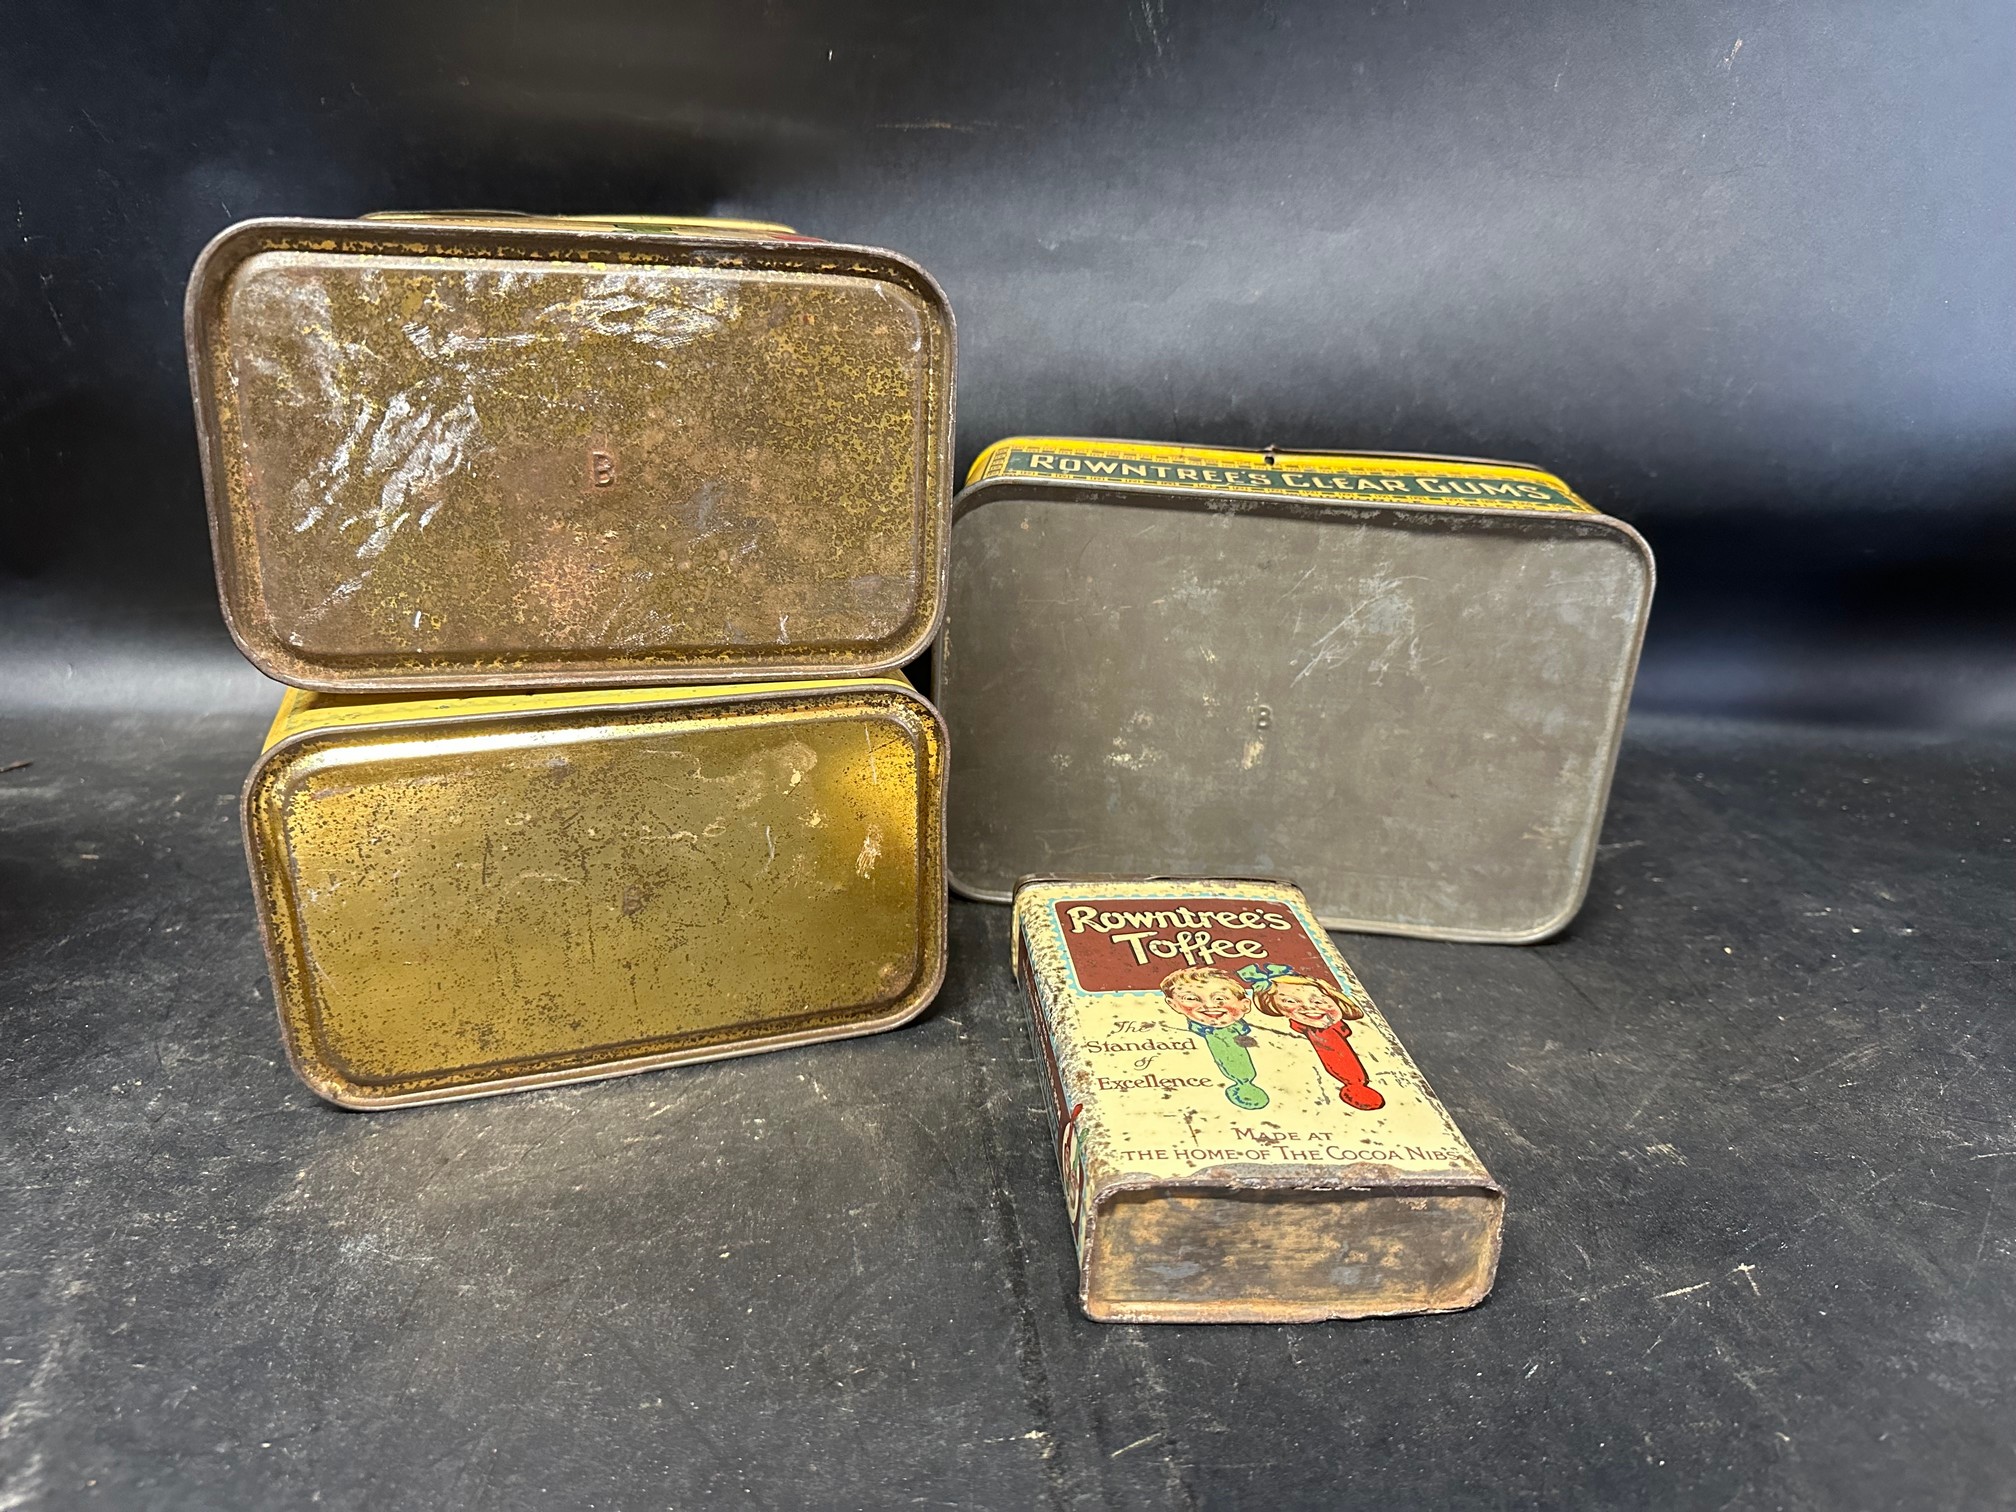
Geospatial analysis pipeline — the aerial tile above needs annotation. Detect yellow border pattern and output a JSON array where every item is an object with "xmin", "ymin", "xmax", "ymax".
[
  {"xmin": 262, "ymin": 676, "xmax": 915, "ymax": 751},
  {"xmin": 970, "ymin": 436, "xmax": 1594, "ymax": 515}
]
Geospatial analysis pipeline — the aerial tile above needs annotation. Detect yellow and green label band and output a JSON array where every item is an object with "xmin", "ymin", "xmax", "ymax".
[{"xmin": 971, "ymin": 438, "xmax": 1593, "ymax": 516}]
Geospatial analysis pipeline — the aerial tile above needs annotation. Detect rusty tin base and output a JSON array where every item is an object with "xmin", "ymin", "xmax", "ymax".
[
  {"xmin": 187, "ymin": 216, "xmax": 954, "ymax": 693},
  {"xmin": 245, "ymin": 679, "xmax": 946, "ymax": 1107}
]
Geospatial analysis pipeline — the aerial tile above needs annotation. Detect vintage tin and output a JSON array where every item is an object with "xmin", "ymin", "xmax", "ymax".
[
  {"xmin": 187, "ymin": 215, "xmax": 954, "ymax": 692},
  {"xmin": 1013, "ymin": 875, "xmax": 1503, "ymax": 1323},
  {"xmin": 243, "ymin": 678, "xmax": 946, "ymax": 1107},
  {"xmin": 941, "ymin": 438, "xmax": 1655, "ymax": 944}
]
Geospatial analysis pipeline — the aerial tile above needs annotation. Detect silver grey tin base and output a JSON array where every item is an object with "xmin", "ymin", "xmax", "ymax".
[{"xmin": 938, "ymin": 480, "xmax": 1653, "ymax": 942}]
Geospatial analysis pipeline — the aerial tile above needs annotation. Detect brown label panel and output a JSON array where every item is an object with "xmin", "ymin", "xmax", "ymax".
[{"xmin": 1051, "ymin": 896, "xmax": 1340, "ymax": 993}]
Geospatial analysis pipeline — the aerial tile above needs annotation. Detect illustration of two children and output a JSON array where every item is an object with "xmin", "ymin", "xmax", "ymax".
[{"xmin": 1160, "ymin": 965, "xmax": 1386, "ymax": 1113}]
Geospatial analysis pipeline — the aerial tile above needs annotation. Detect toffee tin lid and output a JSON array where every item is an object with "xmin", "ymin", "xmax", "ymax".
[{"xmin": 187, "ymin": 216, "xmax": 954, "ymax": 693}]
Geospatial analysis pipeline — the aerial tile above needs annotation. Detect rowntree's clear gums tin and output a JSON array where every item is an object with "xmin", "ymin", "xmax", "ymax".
[{"xmin": 941, "ymin": 439, "xmax": 1654, "ymax": 944}]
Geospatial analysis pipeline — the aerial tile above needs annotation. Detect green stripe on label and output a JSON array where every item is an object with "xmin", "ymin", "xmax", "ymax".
[{"xmin": 994, "ymin": 448, "xmax": 1584, "ymax": 512}]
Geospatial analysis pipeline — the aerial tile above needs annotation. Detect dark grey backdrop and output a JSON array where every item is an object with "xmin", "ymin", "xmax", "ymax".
[
  {"xmin": 4, "ymin": 0, "xmax": 2013, "ymax": 725},
  {"xmin": 4, "ymin": 9, "xmax": 2015, "ymax": 1510}
]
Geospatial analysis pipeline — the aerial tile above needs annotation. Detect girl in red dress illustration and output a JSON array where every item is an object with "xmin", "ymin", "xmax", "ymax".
[{"xmin": 1241, "ymin": 964, "xmax": 1385, "ymax": 1110}]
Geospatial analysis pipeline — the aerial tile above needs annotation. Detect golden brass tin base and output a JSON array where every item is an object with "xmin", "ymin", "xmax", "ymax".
[{"xmin": 245, "ymin": 679, "xmax": 946, "ymax": 1107}]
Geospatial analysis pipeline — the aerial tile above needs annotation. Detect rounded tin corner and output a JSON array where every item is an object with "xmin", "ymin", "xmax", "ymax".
[
  {"xmin": 865, "ymin": 663, "xmax": 949, "ymax": 730},
  {"xmin": 1497, "ymin": 887, "xmax": 1590, "ymax": 946},
  {"xmin": 184, "ymin": 217, "xmax": 325, "ymax": 336},
  {"xmin": 852, "ymin": 674, "xmax": 951, "ymax": 787},
  {"xmin": 833, "ymin": 238, "xmax": 957, "ymax": 354},
  {"xmin": 215, "ymin": 613, "xmax": 340, "ymax": 693},
  {"xmin": 946, "ymin": 865, "xmax": 1012, "ymax": 906},
  {"xmin": 287, "ymin": 1057, "xmax": 387, "ymax": 1113},
  {"xmin": 868, "ymin": 932, "xmax": 951, "ymax": 1039},
  {"xmin": 949, "ymin": 472, "xmax": 1048, "ymax": 526},
  {"xmin": 1582, "ymin": 510, "xmax": 1658, "ymax": 598},
  {"xmin": 848, "ymin": 590, "xmax": 949, "ymax": 691}
]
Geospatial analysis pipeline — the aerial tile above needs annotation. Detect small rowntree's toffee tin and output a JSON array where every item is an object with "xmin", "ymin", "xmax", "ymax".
[
  {"xmin": 1013, "ymin": 877, "xmax": 1503, "ymax": 1323},
  {"xmin": 187, "ymin": 214, "xmax": 953, "ymax": 692},
  {"xmin": 942, "ymin": 438, "xmax": 1655, "ymax": 944},
  {"xmin": 244, "ymin": 678, "xmax": 946, "ymax": 1107}
]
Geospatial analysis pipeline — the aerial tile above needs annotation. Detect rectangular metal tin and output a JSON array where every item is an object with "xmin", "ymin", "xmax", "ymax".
[
  {"xmin": 188, "ymin": 216, "xmax": 954, "ymax": 692},
  {"xmin": 244, "ymin": 677, "xmax": 946, "ymax": 1107},
  {"xmin": 1012, "ymin": 875, "xmax": 1502, "ymax": 1323},
  {"xmin": 941, "ymin": 438, "xmax": 1655, "ymax": 944}
]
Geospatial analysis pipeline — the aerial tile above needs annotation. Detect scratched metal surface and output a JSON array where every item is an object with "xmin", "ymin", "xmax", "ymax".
[
  {"xmin": 247, "ymin": 686, "xmax": 944, "ymax": 1107},
  {"xmin": 941, "ymin": 484, "xmax": 1650, "ymax": 942},
  {"xmin": 0, "ymin": 705, "xmax": 2010, "ymax": 1509},
  {"xmin": 188, "ymin": 221, "xmax": 953, "ymax": 691}
]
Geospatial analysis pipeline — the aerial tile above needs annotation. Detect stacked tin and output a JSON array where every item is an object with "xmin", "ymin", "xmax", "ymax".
[
  {"xmin": 185, "ymin": 213, "xmax": 1661, "ymax": 1322},
  {"xmin": 187, "ymin": 214, "xmax": 955, "ymax": 1107}
]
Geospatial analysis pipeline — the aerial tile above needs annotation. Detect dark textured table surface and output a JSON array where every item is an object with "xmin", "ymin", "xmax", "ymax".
[{"xmin": 1, "ymin": 701, "xmax": 2010, "ymax": 1510}]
